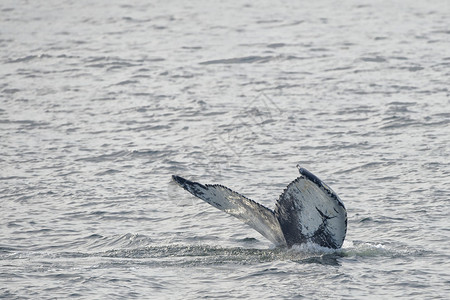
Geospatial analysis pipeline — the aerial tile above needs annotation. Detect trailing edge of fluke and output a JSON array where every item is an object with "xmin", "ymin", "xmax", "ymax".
[{"xmin": 172, "ymin": 165, "xmax": 347, "ymax": 249}]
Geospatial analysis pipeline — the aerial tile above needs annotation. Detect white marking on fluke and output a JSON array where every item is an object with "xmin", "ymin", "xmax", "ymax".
[{"xmin": 172, "ymin": 165, "xmax": 347, "ymax": 249}]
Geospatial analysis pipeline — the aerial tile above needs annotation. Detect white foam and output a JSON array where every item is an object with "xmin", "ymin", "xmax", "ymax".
[{"xmin": 289, "ymin": 241, "xmax": 339, "ymax": 254}]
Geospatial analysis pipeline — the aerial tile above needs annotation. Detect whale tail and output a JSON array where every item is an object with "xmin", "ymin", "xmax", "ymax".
[{"xmin": 172, "ymin": 167, "xmax": 347, "ymax": 249}]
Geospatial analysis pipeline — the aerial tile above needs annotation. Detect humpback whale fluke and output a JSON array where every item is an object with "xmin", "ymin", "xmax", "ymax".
[{"xmin": 172, "ymin": 166, "xmax": 347, "ymax": 249}]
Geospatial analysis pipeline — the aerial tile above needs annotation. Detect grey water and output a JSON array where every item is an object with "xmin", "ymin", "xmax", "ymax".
[{"xmin": 1, "ymin": 0, "xmax": 449, "ymax": 299}]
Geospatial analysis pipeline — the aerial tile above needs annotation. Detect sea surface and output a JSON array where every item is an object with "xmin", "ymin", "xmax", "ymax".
[{"xmin": 1, "ymin": 0, "xmax": 449, "ymax": 299}]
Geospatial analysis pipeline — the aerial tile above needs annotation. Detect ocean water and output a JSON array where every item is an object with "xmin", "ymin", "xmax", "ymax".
[{"xmin": 1, "ymin": 0, "xmax": 449, "ymax": 299}]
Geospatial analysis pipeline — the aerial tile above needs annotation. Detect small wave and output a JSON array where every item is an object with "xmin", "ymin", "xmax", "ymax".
[
  {"xmin": 82, "ymin": 233, "xmax": 153, "ymax": 251},
  {"xmin": 94, "ymin": 169, "xmax": 121, "ymax": 176},
  {"xmin": 75, "ymin": 150, "xmax": 131, "ymax": 162},
  {"xmin": 200, "ymin": 56, "xmax": 273, "ymax": 65},
  {"xmin": 379, "ymin": 115, "xmax": 420, "ymax": 130},
  {"xmin": 266, "ymin": 43, "xmax": 286, "ymax": 48},
  {"xmin": 76, "ymin": 149, "xmax": 173, "ymax": 164},
  {"xmin": 361, "ymin": 56, "xmax": 387, "ymax": 63},
  {"xmin": 341, "ymin": 241, "xmax": 425, "ymax": 258},
  {"xmin": 0, "ymin": 119, "xmax": 50, "ymax": 128},
  {"xmin": 2, "ymin": 88, "xmax": 21, "ymax": 94},
  {"xmin": 114, "ymin": 79, "xmax": 139, "ymax": 86},
  {"xmin": 325, "ymin": 66, "xmax": 353, "ymax": 72},
  {"xmin": 6, "ymin": 54, "xmax": 52, "ymax": 64},
  {"xmin": 200, "ymin": 55, "xmax": 309, "ymax": 65}
]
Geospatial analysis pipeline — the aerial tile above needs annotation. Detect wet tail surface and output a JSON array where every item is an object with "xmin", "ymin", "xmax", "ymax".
[{"xmin": 173, "ymin": 167, "xmax": 347, "ymax": 249}]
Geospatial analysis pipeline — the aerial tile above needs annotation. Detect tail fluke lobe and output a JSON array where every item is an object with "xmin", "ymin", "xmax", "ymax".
[
  {"xmin": 172, "ymin": 175, "xmax": 287, "ymax": 246},
  {"xmin": 275, "ymin": 167, "xmax": 347, "ymax": 249}
]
